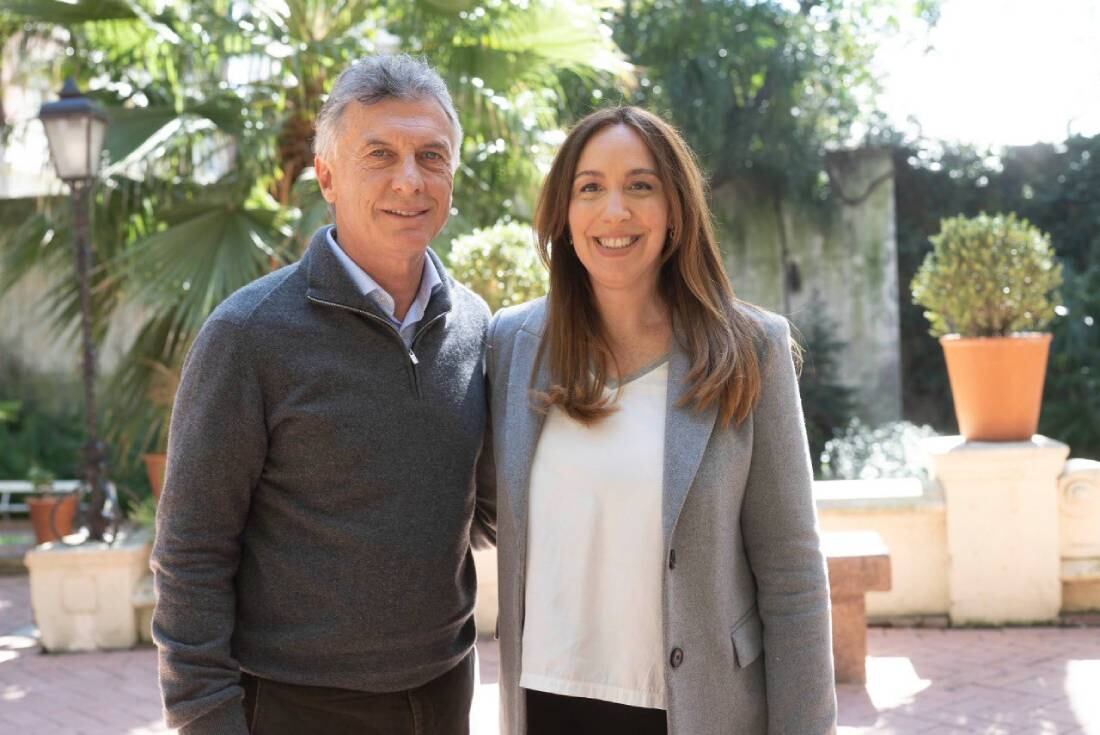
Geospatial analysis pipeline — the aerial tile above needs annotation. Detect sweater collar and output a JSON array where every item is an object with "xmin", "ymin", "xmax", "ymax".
[{"xmin": 302, "ymin": 226, "xmax": 454, "ymax": 322}]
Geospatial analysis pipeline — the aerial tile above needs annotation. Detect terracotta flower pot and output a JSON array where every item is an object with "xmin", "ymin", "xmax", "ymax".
[
  {"xmin": 28, "ymin": 494, "xmax": 79, "ymax": 545},
  {"xmin": 143, "ymin": 453, "xmax": 168, "ymax": 499},
  {"xmin": 940, "ymin": 332, "xmax": 1052, "ymax": 442}
]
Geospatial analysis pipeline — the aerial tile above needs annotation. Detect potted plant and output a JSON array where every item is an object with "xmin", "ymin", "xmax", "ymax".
[
  {"xmin": 911, "ymin": 213, "xmax": 1063, "ymax": 441},
  {"xmin": 26, "ymin": 466, "xmax": 77, "ymax": 545},
  {"xmin": 141, "ymin": 360, "xmax": 180, "ymax": 499}
]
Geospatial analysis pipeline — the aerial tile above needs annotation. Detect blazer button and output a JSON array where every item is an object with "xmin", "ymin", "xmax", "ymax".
[
  {"xmin": 668, "ymin": 549, "xmax": 676, "ymax": 569},
  {"xmin": 670, "ymin": 647, "xmax": 684, "ymax": 668}
]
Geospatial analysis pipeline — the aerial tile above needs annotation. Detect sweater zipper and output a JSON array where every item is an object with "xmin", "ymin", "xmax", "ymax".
[
  {"xmin": 307, "ymin": 295, "xmax": 445, "ymax": 398},
  {"xmin": 406, "ymin": 312, "xmax": 450, "ymax": 396}
]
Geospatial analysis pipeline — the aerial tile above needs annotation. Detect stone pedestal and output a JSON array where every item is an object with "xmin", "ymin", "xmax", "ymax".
[
  {"xmin": 925, "ymin": 436, "xmax": 1068, "ymax": 625},
  {"xmin": 132, "ymin": 573, "xmax": 156, "ymax": 645},
  {"xmin": 1059, "ymin": 459, "xmax": 1100, "ymax": 611},
  {"xmin": 24, "ymin": 529, "xmax": 152, "ymax": 651}
]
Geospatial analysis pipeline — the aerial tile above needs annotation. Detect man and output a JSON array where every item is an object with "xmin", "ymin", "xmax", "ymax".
[{"xmin": 152, "ymin": 55, "xmax": 495, "ymax": 735}]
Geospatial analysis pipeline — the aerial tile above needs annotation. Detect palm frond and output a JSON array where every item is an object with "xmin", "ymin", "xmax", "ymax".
[{"xmin": 119, "ymin": 194, "xmax": 288, "ymax": 334}]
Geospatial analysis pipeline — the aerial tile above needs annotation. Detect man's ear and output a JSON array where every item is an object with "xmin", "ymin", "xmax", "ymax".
[{"xmin": 315, "ymin": 154, "xmax": 336, "ymax": 203}]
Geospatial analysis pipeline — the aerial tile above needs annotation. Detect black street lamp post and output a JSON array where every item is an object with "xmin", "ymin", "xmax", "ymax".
[{"xmin": 38, "ymin": 78, "xmax": 111, "ymax": 542}]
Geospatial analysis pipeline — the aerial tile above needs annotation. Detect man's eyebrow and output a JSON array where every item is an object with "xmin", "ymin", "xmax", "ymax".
[
  {"xmin": 361, "ymin": 138, "xmax": 451, "ymax": 151},
  {"xmin": 421, "ymin": 141, "xmax": 452, "ymax": 153},
  {"xmin": 573, "ymin": 167, "xmax": 659, "ymax": 180}
]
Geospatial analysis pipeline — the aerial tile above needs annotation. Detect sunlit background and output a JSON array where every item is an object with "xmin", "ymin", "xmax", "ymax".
[{"xmin": 877, "ymin": 0, "xmax": 1100, "ymax": 146}]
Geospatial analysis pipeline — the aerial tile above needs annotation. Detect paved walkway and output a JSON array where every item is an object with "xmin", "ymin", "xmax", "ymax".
[{"xmin": 1, "ymin": 575, "xmax": 1098, "ymax": 734}]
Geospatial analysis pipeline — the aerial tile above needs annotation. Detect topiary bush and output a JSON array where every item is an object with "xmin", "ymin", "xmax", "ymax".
[
  {"xmin": 911, "ymin": 213, "xmax": 1063, "ymax": 338},
  {"xmin": 447, "ymin": 221, "xmax": 548, "ymax": 313}
]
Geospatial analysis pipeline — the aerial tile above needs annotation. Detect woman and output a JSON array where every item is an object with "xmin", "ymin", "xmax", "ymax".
[{"xmin": 485, "ymin": 106, "xmax": 836, "ymax": 735}]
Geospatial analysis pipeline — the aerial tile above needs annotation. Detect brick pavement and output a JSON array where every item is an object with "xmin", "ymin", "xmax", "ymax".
[{"xmin": 1, "ymin": 575, "xmax": 1098, "ymax": 734}]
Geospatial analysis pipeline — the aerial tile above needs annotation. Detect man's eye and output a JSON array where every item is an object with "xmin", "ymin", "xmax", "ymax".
[
  {"xmin": 422, "ymin": 151, "xmax": 443, "ymax": 160},
  {"xmin": 368, "ymin": 149, "xmax": 390, "ymax": 158}
]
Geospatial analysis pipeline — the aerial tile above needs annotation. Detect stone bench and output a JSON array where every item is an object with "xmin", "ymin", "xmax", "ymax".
[{"xmin": 821, "ymin": 530, "xmax": 891, "ymax": 684}]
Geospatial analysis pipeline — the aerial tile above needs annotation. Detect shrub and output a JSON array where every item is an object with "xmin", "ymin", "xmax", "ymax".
[
  {"xmin": 1040, "ymin": 264, "xmax": 1100, "ymax": 459},
  {"xmin": 0, "ymin": 347, "xmax": 149, "ymax": 495},
  {"xmin": 793, "ymin": 303, "xmax": 856, "ymax": 476},
  {"xmin": 447, "ymin": 221, "xmax": 548, "ymax": 313},
  {"xmin": 0, "ymin": 399, "xmax": 84, "ymax": 480},
  {"xmin": 820, "ymin": 419, "xmax": 938, "ymax": 482},
  {"xmin": 911, "ymin": 213, "xmax": 1063, "ymax": 338}
]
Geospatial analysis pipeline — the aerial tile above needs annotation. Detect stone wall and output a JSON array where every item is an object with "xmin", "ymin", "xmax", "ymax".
[
  {"xmin": 0, "ymin": 267, "xmax": 145, "ymax": 378},
  {"xmin": 712, "ymin": 147, "xmax": 902, "ymax": 425}
]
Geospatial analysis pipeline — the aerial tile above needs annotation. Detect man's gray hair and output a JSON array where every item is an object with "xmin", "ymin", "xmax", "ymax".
[{"xmin": 314, "ymin": 55, "xmax": 463, "ymax": 170}]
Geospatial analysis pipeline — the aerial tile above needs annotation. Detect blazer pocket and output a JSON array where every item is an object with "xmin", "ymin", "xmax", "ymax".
[{"xmin": 730, "ymin": 606, "xmax": 764, "ymax": 668}]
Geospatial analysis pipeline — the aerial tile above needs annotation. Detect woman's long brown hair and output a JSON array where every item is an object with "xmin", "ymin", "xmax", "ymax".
[{"xmin": 533, "ymin": 106, "xmax": 764, "ymax": 428}]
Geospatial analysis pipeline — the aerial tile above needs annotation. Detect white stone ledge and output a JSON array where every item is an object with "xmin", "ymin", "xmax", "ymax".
[{"xmin": 813, "ymin": 478, "xmax": 943, "ymax": 511}]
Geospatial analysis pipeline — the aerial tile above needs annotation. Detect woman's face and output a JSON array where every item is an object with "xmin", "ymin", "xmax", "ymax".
[{"xmin": 567, "ymin": 124, "xmax": 670, "ymax": 299}]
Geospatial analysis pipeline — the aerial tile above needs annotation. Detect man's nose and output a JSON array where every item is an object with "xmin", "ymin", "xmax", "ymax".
[{"xmin": 392, "ymin": 155, "xmax": 424, "ymax": 194}]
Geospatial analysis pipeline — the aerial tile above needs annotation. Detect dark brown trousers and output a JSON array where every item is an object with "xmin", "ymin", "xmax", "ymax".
[{"xmin": 241, "ymin": 652, "xmax": 475, "ymax": 735}]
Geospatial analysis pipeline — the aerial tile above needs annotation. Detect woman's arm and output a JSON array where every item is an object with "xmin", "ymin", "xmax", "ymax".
[{"xmin": 741, "ymin": 313, "xmax": 838, "ymax": 734}]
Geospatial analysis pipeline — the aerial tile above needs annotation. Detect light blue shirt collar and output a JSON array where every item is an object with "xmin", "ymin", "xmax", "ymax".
[{"xmin": 325, "ymin": 226, "xmax": 441, "ymax": 339}]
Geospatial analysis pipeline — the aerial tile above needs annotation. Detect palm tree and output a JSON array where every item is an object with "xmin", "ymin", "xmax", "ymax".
[{"xmin": 0, "ymin": 0, "xmax": 627, "ymax": 458}]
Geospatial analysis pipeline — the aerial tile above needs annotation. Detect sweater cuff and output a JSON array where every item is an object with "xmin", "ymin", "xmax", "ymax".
[{"xmin": 177, "ymin": 699, "xmax": 248, "ymax": 735}]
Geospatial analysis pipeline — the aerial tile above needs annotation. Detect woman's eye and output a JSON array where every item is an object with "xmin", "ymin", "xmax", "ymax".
[
  {"xmin": 629, "ymin": 181, "xmax": 654, "ymax": 191},
  {"xmin": 578, "ymin": 182, "xmax": 600, "ymax": 193}
]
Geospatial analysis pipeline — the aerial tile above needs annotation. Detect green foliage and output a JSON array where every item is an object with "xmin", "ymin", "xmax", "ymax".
[
  {"xmin": 1017, "ymin": 136, "xmax": 1100, "ymax": 273},
  {"xmin": 25, "ymin": 464, "xmax": 56, "ymax": 493},
  {"xmin": 128, "ymin": 494, "xmax": 158, "ymax": 532},
  {"xmin": 0, "ymin": 391, "xmax": 84, "ymax": 481},
  {"xmin": 792, "ymin": 303, "xmax": 856, "ymax": 476},
  {"xmin": 894, "ymin": 135, "xmax": 1100, "ymax": 430},
  {"xmin": 820, "ymin": 419, "xmax": 937, "ymax": 481},
  {"xmin": 614, "ymin": 0, "xmax": 937, "ymax": 201},
  {"xmin": 0, "ymin": 345, "xmax": 152, "ymax": 496},
  {"xmin": 0, "ymin": 400, "xmax": 18, "ymax": 423},
  {"xmin": 911, "ymin": 213, "xmax": 1063, "ymax": 338},
  {"xmin": 0, "ymin": 0, "xmax": 622, "ymax": 461},
  {"xmin": 1040, "ymin": 264, "xmax": 1100, "ymax": 460},
  {"xmin": 447, "ymin": 221, "xmax": 548, "ymax": 313}
]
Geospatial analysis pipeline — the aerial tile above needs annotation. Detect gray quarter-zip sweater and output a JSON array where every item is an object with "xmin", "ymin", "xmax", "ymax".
[{"xmin": 151, "ymin": 227, "xmax": 496, "ymax": 734}]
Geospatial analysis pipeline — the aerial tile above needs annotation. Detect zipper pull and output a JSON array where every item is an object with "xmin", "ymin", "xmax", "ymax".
[{"xmin": 409, "ymin": 349, "xmax": 419, "ymax": 366}]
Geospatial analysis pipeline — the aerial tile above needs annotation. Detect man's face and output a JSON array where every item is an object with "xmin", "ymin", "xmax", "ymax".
[{"xmin": 315, "ymin": 98, "xmax": 456, "ymax": 258}]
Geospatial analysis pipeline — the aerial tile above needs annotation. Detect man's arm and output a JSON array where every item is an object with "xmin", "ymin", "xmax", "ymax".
[
  {"xmin": 470, "ymin": 313, "xmax": 498, "ymax": 550},
  {"xmin": 471, "ymin": 416, "xmax": 497, "ymax": 549},
  {"xmin": 151, "ymin": 318, "xmax": 267, "ymax": 734}
]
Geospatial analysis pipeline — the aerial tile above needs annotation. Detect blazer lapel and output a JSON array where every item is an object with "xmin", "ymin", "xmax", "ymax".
[
  {"xmin": 501, "ymin": 326, "xmax": 551, "ymax": 558},
  {"xmin": 663, "ymin": 341, "xmax": 718, "ymax": 546}
]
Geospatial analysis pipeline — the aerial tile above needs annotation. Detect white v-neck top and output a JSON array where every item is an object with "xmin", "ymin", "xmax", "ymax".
[{"xmin": 520, "ymin": 359, "xmax": 669, "ymax": 709}]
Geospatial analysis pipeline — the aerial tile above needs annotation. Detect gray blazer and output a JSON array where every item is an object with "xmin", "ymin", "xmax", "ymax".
[{"xmin": 486, "ymin": 297, "xmax": 836, "ymax": 735}]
